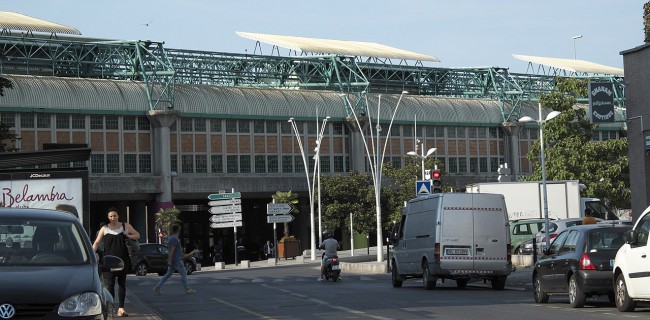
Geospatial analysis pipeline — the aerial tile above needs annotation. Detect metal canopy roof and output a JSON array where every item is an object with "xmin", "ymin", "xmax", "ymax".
[
  {"xmin": 513, "ymin": 54, "xmax": 624, "ymax": 76},
  {"xmin": 0, "ymin": 11, "xmax": 81, "ymax": 35},
  {"xmin": 236, "ymin": 31, "xmax": 440, "ymax": 62}
]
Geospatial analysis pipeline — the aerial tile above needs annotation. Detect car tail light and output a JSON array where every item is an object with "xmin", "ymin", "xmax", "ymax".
[
  {"xmin": 579, "ymin": 253, "xmax": 596, "ymax": 270},
  {"xmin": 549, "ymin": 233, "xmax": 558, "ymax": 240},
  {"xmin": 331, "ymin": 258, "xmax": 337, "ymax": 262},
  {"xmin": 434, "ymin": 243, "xmax": 440, "ymax": 263}
]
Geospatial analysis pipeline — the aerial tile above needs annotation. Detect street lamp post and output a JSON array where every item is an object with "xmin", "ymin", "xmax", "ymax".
[
  {"xmin": 572, "ymin": 35, "xmax": 583, "ymax": 60},
  {"xmin": 341, "ymin": 91, "xmax": 408, "ymax": 262},
  {"xmin": 407, "ymin": 139, "xmax": 437, "ymax": 180},
  {"xmin": 519, "ymin": 103, "xmax": 561, "ymax": 251},
  {"xmin": 314, "ymin": 116, "xmax": 330, "ymax": 245},
  {"xmin": 288, "ymin": 117, "xmax": 317, "ymax": 261}
]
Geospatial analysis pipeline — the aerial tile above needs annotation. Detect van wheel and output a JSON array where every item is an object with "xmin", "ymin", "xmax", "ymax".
[
  {"xmin": 568, "ymin": 274, "xmax": 585, "ymax": 308},
  {"xmin": 534, "ymin": 273, "xmax": 549, "ymax": 303},
  {"xmin": 391, "ymin": 260, "xmax": 403, "ymax": 288},
  {"xmin": 491, "ymin": 276, "xmax": 506, "ymax": 290},
  {"xmin": 422, "ymin": 262, "xmax": 436, "ymax": 290},
  {"xmin": 456, "ymin": 279, "xmax": 468, "ymax": 288},
  {"xmin": 615, "ymin": 273, "xmax": 636, "ymax": 312}
]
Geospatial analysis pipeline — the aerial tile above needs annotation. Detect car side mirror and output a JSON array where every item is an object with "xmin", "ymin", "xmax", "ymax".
[
  {"xmin": 625, "ymin": 229, "xmax": 637, "ymax": 245},
  {"xmin": 100, "ymin": 255, "xmax": 125, "ymax": 273}
]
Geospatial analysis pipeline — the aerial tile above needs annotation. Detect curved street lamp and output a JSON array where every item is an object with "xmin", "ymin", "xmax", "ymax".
[
  {"xmin": 340, "ymin": 91, "xmax": 408, "ymax": 262},
  {"xmin": 519, "ymin": 103, "xmax": 561, "ymax": 251}
]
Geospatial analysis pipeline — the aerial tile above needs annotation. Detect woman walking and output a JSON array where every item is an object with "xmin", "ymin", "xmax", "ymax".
[{"xmin": 93, "ymin": 207, "xmax": 140, "ymax": 317}]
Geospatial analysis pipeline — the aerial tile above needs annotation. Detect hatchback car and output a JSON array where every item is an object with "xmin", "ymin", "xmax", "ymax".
[
  {"xmin": 612, "ymin": 206, "xmax": 650, "ymax": 312},
  {"xmin": 533, "ymin": 224, "xmax": 631, "ymax": 308},
  {"xmin": 510, "ymin": 219, "xmax": 546, "ymax": 254},
  {"xmin": 0, "ymin": 208, "xmax": 123, "ymax": 319},
  {"xmin": 130, "ymin": 243, "xmax": 196, "ymax": 276}
]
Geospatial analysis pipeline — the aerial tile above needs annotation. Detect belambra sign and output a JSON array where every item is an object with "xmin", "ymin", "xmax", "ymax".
[
  {"xmin": 588, "ymin": 82, "xmax": 615, "ymax": 123},
  {"xmin": 0, "ymin": 170, "xmax": 89, "ymax": 229}
]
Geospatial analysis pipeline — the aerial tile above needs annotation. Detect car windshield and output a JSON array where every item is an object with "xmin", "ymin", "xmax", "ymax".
[{"xmin": 0, "ymin": 219, "xmax": 89, "ymax": 266}]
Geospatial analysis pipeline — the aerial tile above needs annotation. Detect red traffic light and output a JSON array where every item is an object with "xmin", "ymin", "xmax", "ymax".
[{"xmin": 432, "ymin": 171, "xmax": 441, "ymax": 179}]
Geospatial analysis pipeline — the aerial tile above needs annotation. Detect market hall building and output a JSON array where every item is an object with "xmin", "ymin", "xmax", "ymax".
[{"xmin": 0, "ymin": 12, "xmax": 626, "ymax": 261}]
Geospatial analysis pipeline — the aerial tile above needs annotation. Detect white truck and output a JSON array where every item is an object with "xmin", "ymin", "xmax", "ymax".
[{"xmin": 465, "ymin": 180, "xmax": 616, "ymax": 221}]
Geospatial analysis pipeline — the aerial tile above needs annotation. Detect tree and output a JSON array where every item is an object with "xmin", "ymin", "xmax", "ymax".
[
  {"xmin": 271, "ymin": 190, "xmax": 299, "ymax": 239},
  {"xmin": 155, "ymin": 207, "xmax": 181, "ymax": 241},
  {"xmin": 0, "ymin": 76, "xmax": 18, "ymax": 152},
  {"xmin": 521, "ymin": 78, "xmax": 630, "ymax": 209},
  {"xmin": 321, "ymin": 171, "xmax": 375, "ymax": 235}
]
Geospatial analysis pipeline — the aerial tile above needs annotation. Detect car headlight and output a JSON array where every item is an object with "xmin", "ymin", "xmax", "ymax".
[
  {"xmin": 523, "ymin": 243, "xmax": 533, "ymax": 249},
  {"xmin": 58, "ymin": 292, "xmax": 102, "ymax": 316}
]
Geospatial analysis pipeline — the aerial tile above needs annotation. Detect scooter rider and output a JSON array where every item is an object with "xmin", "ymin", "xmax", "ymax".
[{"xmin": 318, "ymin": 230, "xmax": 339, "ymax": 281}]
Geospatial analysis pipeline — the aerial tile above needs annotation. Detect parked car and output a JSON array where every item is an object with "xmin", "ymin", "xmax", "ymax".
[
  {"xmin": 511, "ymin": 219, "xmax": 547, "ymax": 254},
  {"xmin": 535, "ymin": 218, "xmax": 603, "ymax": 250},
  {"xmin": 0, "ymin": 208, "xmax": 123, "ymax": 319},
  {"xmin": 516, "ymin": 238, "xmax": 537, "ymax": 255},
  {"xmin": 130, "ymin": 243, "xmax": 196, "ymax": 276},
  {"xmin": 613, "ymin": 206, "xmax": 650, "ymax": 312},
  {"xmin": 533, "ymin": 223, "xmax": 631, "ymax": 307}
]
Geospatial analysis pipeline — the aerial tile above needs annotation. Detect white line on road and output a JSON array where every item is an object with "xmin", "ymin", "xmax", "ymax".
[{"xmin": 212, "ymin": 297, "xmax": 277, "ymax": 320}]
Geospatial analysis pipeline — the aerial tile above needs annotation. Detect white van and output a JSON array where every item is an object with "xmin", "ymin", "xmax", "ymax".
[{"xmin": 390, "ymin": 193, "xmax": 512, "ymax": 290}]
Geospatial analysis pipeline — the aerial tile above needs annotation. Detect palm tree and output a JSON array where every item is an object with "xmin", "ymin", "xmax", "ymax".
[
  {"xmin": 155, "ymin": 207, "xmax": 181, "ymax": 241},
  {"xmin": 271, "ymin": 190, "xmax": 299, "ymax": 238}
]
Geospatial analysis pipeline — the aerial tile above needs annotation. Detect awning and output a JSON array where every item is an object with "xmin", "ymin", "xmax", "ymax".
[
  {"xmin": 513, "ymin": 54, "xmax": 623, "ymax": 76},
  {"xmin": 0, "ymin": 11, "xmax": 81, "ymax": 35}
]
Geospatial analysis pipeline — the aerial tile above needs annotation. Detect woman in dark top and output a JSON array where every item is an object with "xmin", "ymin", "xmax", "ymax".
[{"xmin": 93, "ymin": 207, "xmax": 140, "ymax": 317}]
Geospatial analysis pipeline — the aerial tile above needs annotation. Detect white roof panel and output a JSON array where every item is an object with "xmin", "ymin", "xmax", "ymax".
[
  {"xmin": 237, "ymin": 31, "xmax": 440, "ymax": 62},
  {"xmin": 0, "ymin": 11, "xmax": 81, "ymax": 35},
  {"xmin": 513, "ymin": 54, "xmax": 623, "ymax": 76}
]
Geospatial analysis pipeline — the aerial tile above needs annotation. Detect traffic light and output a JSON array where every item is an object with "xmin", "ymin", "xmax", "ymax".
[{"xmin": 431, "ymin": 169, "xmax": 442, "ymax": 193}]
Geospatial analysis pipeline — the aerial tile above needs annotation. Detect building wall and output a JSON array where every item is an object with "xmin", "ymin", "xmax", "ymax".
[{"xmin": 623, "ymin": 43, "xmax": 650, "ymax": 220}]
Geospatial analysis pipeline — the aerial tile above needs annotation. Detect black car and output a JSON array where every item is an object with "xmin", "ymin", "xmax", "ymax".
[
  {"xmin": 130, "ymin": 243, "xmax": 196, "ymax": 276},
  {"xmin": 533, "ymin": 224, "xmax": 631, "ymax": 308},
  {"xmin": 0, "ymin": 208, "xmax": 123, "ymax": 319}
]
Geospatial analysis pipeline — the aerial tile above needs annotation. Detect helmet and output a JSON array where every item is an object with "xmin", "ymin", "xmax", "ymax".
[{"xmin": 323, "ymin": 229, "xmax": 333, "ymax": 239}]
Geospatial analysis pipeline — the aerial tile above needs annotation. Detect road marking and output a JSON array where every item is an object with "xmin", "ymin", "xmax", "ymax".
[
  {"xmin": 262, "ymin": 284, "xmax": 395, "ymax": 320},
  {"xmin": 212, "ymin": 297, "xmax": 276, "ymax": 320}
]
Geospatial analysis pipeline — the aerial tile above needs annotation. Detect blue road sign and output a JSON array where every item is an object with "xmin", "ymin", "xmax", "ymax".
[{"xmin": 416, "ymin": 180, "xmax": 431, "ymax": 197}]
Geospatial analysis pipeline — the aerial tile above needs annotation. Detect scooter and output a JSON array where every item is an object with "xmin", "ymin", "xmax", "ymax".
[{"xmin": 323, "ymin": 255, "xmax": 341, "ymax": 282}]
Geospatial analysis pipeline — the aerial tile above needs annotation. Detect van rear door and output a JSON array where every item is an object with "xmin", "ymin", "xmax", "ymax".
[
  {"xmin": 472, "ymin": 193, "xmax": 509, "ymax": 272},
  {"xmin": 440, "ymin": 193, "xmax": 509, "ymax": 271},
  {"xmin": 439, "ymin": 193, "xmax": 475, "ymax": 271}
]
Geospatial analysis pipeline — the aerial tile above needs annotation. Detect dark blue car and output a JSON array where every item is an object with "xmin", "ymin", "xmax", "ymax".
[
  {"xmin": 533, "ymin": 224, "xmax": 631, "ymax": 308},
  {"xmin": 0, "ymin": 208, "xmax": 123, "ymax": 319}
]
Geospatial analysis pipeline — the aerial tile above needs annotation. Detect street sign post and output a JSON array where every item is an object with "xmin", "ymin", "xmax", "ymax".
[
  {"xmin": 210, "ymin": 213, "xmax": 242, "ymax": 223},
  {"xmin": 209, "ymin": 205, "xmax": 242, "ymax": 214},
  {"xmin": 208, "ymin": 198, "xmax": 241, "ymax": 206},
  {"xmin": 210, "ymin": 221, "xmax": 243, "ymax": 228},
  {"xmin": 266, "ymin": 203, "xmax": 294, "ymax": 215},
  {"xmin": 207, "ymin": 192, "xmax": 241, "ymax": 200},
  {"xmin": 267, "ymin": 215, "xmax": 294, "ymax": 224}
]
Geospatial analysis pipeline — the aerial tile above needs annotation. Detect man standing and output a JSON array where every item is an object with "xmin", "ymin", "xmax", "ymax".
[
  {"xmin": 153, "ymin": 224, "xmax": 196, "ymax": 295},
  {"xmin": 263, "ymin": 240, "xmax": 274, "ymax": 259}
]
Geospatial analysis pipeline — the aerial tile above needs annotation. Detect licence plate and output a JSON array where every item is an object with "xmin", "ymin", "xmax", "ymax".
[
  {"xmin": 610, "ymin": 259, "xmax": 614, "ymax": 268},
  {"xmin": 332, "ymin": 265, "xmax": 340, "ymax": 270},
  {"xmin": 445, "ymin": 248, "xmax": 469, "ymax": 255}
]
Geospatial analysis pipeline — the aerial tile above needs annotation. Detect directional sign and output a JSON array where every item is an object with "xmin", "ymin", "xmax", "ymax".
[
  {"xmin": 267, "ymin": 203, "xmax": 294, "ymax": 215},
  {"xmin": 207, "ymin": 192, "xmax": 241, "ymax": 200},
  {"xmin": 267, "ymin": 215, "xmax": 295, "ymax": 224},
  {"xmin": 210, "ymin": 221, "xmax": 243, "ymax": 228},
  {"xmin": 210, "ymin": 213, "xmax": 242, "ymax": 223},
  {"xmin": 208, "ymin": 198, "xmax": 241, "ymax": 206},
  {"xmin": 209, "ymin": 205, "xmax": 242, "ymax": 214}
]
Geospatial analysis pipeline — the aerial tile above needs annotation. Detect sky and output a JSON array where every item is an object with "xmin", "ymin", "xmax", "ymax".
[{"xmin": 2, "ymin": 0, "xmax": 647, "ymax": 73}]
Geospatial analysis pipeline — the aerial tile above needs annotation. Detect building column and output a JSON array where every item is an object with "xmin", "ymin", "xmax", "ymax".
[
  {"xmin": 146, "ymin": 110, "xmax": 180, "ymax": 209},
  {"xmin": 345, "ymin": 117, "xmax": 370, "ymax": 172},
  {"xmin": 500, "ymin": 121, "xmax": 525, "ymax": 179}
]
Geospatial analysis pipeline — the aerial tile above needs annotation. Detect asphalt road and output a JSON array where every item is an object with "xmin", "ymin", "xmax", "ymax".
[{"xmin": 119, "ymin": 263, "xmax": 650, "ymax": 320}]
